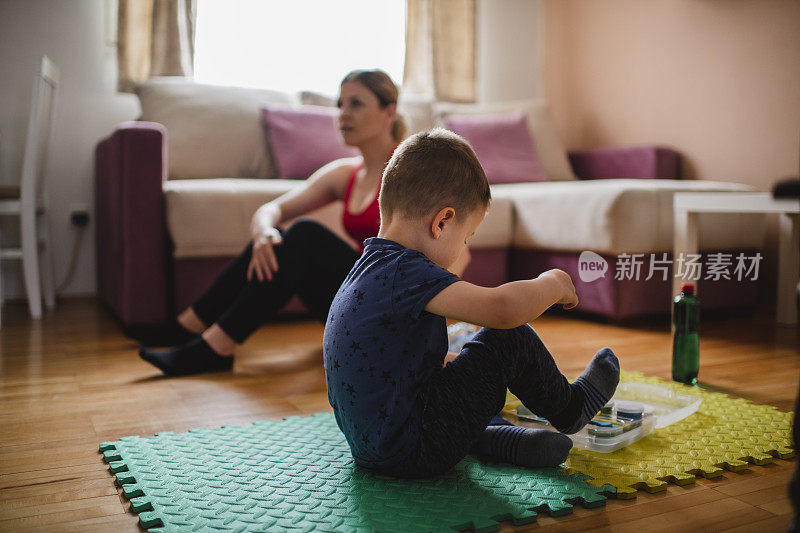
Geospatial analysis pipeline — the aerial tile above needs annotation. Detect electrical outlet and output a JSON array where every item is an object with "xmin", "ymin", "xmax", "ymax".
[{"xmin": 70, "ymin": 205, "xmax": 90, "ymax": 227}]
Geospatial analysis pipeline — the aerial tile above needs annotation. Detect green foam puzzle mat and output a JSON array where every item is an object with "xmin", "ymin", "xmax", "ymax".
[
  {"xmin": 100, "ymin": 413, "xmax": 611, "ymax": 532},
  {"xmin": 561, "ymin": 372, "xmax": 794, "ymax": 498}
]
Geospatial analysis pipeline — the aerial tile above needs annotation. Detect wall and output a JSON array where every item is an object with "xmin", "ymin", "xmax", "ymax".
[
  {"xmin": 477, "ymin": 0, "xmax": 543, "ymax": 102},
  {"xmin": 0, "ymin": 0, "xmax": 140, "ymax": 299},
  {"xmin": 544, "ymin": 0, "xmax": 800, "ymax": 190},
  {"xmin": 544, "ymin": 0, "xmax": 800, "ymax": 306}
]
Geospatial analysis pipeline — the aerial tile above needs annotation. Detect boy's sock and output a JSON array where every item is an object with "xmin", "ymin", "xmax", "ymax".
[
  {"xmin": 476, "ymin": 425, "xmax": 572, "ymax": 468},
  {"xmin": 128, "ymin": 320, "xmax": 198, "ymax": 347},
  {"xmin": 139, "ymin": 337, "xmax": 233, "ymax": 376},
  {"xmin": 548, "ymin": 347, "xmax": 620, "ymax": 435}
]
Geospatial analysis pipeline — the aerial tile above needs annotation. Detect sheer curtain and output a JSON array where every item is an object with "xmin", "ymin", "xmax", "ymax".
[
  {"xmin": 403, "ymin": 0, "xmax": 476, "ymax": 102},
  {"xmin": 191, "ymin": 0, "xmax": 406, "ymax": 95},
  {"xmin": 117, "ymin": 0, "xmax": 197, "ymax": 93},
  {"xmin": 117, "ymin": 0, "xmax": 473, "ymax": 99}
]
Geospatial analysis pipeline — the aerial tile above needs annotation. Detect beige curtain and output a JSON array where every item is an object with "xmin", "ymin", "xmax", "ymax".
[
  {"xmin": 117, "ymin": 0, "xmax": 197, "ymax": 93},
  {"xmin": 404, "ymin": 0, "xmax": 476, "ymax": 102}
]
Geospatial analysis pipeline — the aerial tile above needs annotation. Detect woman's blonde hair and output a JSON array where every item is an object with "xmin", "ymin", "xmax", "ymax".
[{"xmin": 341, "ymin": 69, "xmax": 407, "ymax": 143}]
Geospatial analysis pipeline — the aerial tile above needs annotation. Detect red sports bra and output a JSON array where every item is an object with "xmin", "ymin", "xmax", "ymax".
[{"xmin": 342, "ymin": 162, "xmax": 381, "ymax": 251}]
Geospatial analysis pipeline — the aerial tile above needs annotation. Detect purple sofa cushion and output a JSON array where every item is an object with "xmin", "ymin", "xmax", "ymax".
[
  {"xmin": 568, "ymin": 146, "xmax": 680, "ymax": 180},
  {"xmin": 261, "ymin": 105, "xmax": 358, "ymax": 179},
  {"xmin": 445, "ymin": 110, "xmax": 547, "ymax": 184}
]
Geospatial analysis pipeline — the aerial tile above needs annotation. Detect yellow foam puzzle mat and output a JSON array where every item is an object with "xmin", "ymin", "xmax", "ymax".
[{"xmin": 506, "ymin": 371, "xmax": 795, "ymax": 499}]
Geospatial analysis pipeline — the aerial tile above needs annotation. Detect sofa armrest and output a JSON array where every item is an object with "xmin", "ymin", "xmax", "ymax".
[
  {"xmin": 95, "ymin": 121, "xmax": 170, "ymax": 326},
  {"xmin": 568, "ymin": 146, "xmax": 680, "ymax": 180}
]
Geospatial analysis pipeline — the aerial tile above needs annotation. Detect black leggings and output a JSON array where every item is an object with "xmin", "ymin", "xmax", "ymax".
[
  {"xmin": 383, "ymin": 325, "xmax": 577, "ymax": 478},
  {"xmin": 191, "ymin": 220, "xmax": 361, "ymax": 343}
]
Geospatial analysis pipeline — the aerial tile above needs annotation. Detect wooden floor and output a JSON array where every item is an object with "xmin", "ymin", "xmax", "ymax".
[{"xmin": 0, "ymin": 299, "xmax": 797, "ymax": 532}]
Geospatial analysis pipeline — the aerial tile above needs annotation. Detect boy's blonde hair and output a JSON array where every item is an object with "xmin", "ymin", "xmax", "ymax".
[{"xmin": 379, "ymin": 128, "xmax": 491, "ymax": 223}]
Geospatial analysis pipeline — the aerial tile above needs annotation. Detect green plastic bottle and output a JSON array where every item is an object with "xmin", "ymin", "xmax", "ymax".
[{"xmin": 672, "ymin": 283, "xmax": 700, "ymax": 385}]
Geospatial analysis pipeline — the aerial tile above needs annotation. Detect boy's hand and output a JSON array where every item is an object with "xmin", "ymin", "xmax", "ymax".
[
  {"xmin": 542, "ymin": 269, "xmax": 579, "ymax": 310},
  {"xmin": 247, "ymin": 227, "xmax": 282, "ymax": 282}
]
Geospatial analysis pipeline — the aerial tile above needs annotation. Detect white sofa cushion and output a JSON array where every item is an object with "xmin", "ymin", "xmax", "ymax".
[
  {"xmin": 432, "ymin": 99, "xmax": 577, "ymax": 181},
  {"xmin": 137, "ymin": 78, "xmax": 296, "ymax": 180},
  {"xmin": 492, "ymin": 179, "xmax": 764, "ymax": 254},
  {"xmin": 165, "ymin": 179, "xmax": 349, "ymax": 257},
  {"xmin": 164, "ymin": 179, "xmax": 513, "ymax": 258}
]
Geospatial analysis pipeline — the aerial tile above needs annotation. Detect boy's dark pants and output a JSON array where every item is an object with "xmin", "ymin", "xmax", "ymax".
[
  {"xmin": 384, "ymin": 325, "xmax": 575, "ymax": 478},
  {"xmin": 192, "ymin": 219, "xmax": 360, "ymax": 343}
]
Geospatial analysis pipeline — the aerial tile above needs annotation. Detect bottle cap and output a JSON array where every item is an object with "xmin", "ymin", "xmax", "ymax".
[{"xmin": 680, "ymin": 283, "xmax": 694, "ymax": 295}]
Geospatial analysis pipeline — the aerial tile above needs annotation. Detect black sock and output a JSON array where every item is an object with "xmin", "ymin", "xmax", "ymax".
[
  {"xmin": 129, "ymin": 320, "xmax": 199, "ymax": 347},
  {"xmin": 139, "ymin": 337, "xmax": 233, "ymax": 376},
  {"xmin": 549, "ymin": 347, "xmax": 620, "ymax": 434},
  {"xmin": 476, "ymin": 425, "xmax": 572, "ymax": 468}
]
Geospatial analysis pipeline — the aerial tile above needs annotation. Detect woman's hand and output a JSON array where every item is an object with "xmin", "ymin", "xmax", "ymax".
[
  {"xmin": 247, "ymin": 226, "xmax": 283, "ymax": 282},
  {"xmin": 544, "ymin": 269, "xmax": 579, "ymax": 310}
]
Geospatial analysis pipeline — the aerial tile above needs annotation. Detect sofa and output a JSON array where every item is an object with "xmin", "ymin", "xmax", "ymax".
[{"xmin": 95, "ymin": 80, "xmax": 764, "ymax": 331}]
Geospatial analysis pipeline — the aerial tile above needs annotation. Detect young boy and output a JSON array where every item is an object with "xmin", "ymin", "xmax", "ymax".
[{"xmin": 323, "ymin": 129, "xmax": 620, "ymax": 477}]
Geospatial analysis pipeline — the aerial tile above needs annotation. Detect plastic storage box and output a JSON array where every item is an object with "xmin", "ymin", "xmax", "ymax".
[{"xmin": 503, "ymin": 382, "xmax": 702, "ymax": 453}]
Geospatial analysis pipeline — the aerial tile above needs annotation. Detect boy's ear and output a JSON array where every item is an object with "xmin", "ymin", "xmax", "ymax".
[{"xmin": 430, "ymin": 207, "xmax": 456, "ymax": 239}]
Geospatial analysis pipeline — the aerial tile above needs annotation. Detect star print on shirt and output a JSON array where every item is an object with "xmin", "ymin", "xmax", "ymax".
[{"xmin": 323, "ymin": 238, "xmax": 461, "ymax": 466}]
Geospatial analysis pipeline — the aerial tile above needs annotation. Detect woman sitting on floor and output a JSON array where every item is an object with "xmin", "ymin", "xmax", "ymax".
[{"xmin": 137, "ymin": 69, "xmax": 406, "ymax": 376}]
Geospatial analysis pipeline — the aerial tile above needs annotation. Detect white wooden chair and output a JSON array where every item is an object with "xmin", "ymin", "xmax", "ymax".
[{"xmin": 0, "ymin": 56, "xmax": 58, "ymax": 325}]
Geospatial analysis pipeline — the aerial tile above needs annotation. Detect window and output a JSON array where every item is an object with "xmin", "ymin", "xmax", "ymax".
[{"xmin": 194, "ymin": 0, "xmax": 407, "ymax": 95}]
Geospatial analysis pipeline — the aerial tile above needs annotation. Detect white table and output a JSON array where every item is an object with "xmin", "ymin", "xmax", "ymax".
[{"xmin": 673, "ymin": 192, "xmax": 800, "ymax": 325}]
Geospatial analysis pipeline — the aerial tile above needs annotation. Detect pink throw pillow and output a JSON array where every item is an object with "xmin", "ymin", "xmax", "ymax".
[
  {"xmin": 261, "ymin": 105, "xmax": 358, "ymax": 179},
  {"xmin": 445, "ymin": 110, "xmax": 547, "ymax": 184}
]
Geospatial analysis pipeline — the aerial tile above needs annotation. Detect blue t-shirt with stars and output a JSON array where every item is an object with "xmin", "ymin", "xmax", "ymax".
[{"xmin": 323, "ymin": 237, "xmax": 460, "ymax": 469}]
